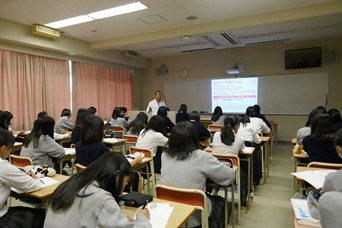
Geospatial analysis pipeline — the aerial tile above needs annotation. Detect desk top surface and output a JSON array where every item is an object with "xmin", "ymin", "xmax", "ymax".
[
  {"xmin": 204, "ymin": 146, "xmax": 255, "ymax": 155},
  {"xmin": 293, "ymin": 150, "xmax": 309, "ymax": 159},
  {"xmin": 121, "ymin": 198, "xmax": 196, "ymax": 228},
  {"xmin": 260, "ymin": 136, "xmax": 271, "ymax": 142},
  {"xmin": 292, "ymin": 138, "xmax": 297, "ymax": 145},
  {"xmin": 25, "ymin": 174, "xmax": 69, "ymax": 199}
]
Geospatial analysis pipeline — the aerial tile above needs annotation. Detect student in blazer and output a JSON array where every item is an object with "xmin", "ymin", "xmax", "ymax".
[
  {"xmin": 189, "ymin": 111, "xmax": 210, "ymax": 140},
  {"xmin": 21, "ymin": 115, "xmax": 65, "ymax": 168},
  {"xmin": 161, "ymin": 121, "xmax": 235, "ymax": 228},
  {"xmin": 0, "ymin": 129, "xmax": 44, "ymax": 228},
  {"xmin": 175, "ymin": 104, "xmax": 189, "ymax": 123},
  {"xmin": 44, "ymin": 152, "xmax": 151, "ymax": 228},
  {"xmin": 157, "ymin": 106, "xmax": 174, "ymax": 134}
]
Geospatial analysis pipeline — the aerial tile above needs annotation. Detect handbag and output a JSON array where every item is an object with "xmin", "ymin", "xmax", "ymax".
[{"xmin": 120, "ymin": 192, "xmax": 153, "ymax": 207}]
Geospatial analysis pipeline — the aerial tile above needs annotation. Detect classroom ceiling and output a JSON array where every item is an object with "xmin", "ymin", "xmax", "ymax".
[{"xmin": 0, "ymin": 0, "xmax": 341, "ymax": 58}]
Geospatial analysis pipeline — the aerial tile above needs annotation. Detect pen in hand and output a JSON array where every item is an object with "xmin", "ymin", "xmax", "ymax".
[
  {"xmin": 39, "ymin": 179, "xmax": 45, "ymax": 184},
  {"xmin": 142, "ymin": 200, "xmax": 148, "ymax": 209}
]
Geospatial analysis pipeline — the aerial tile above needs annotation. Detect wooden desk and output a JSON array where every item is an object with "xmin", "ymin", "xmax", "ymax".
[
  {"xmin": 12, "ymin": 142, "xmax": 23, "ymax": 152},
  {"xmin": 103, "ymin": 138, "xmax": 127, "ymax": 153},
  {"xmin": 121, "ymin": 198, "xmax": 196, "ymax": 228},
  {"xmin": 292, "ymin": 138, "xmax": 297, "ymax": 145},
  {"xmin": 293, "ymin": 215, "xmax": 321, "ymax": 228},
  {"xmin": 13, "ymin": 174, "xmax": 69, "ymax": 208},
  {"xmin": 292, "ymin": 149, "xmax": 309, "ymax": 195},
  {"xmin": 260, "ymin": 136, "xmax": 271, "ymax": 185}
]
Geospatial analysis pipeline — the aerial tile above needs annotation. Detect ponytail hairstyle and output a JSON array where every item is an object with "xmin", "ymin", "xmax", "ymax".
[{"xmin": 220, "ymin": 116, "xmax": 239, "ymax": 146}]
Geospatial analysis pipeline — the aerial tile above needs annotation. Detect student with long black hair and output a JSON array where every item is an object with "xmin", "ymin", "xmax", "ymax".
[
  {"xmin": 0, "ymin": 129, "xmax": 45, "ymax": 228},
  {"xmin": 303, "ymin": 114, "xmax": 342, "ymax": 163},
  {"xmin": 111, "ymin": 107, "xmax": 129, "ymax": 130},
  {"xmin": 161, "ymin": 121, "xmax": 235, "ymax": 228},
  {"xmin": 176, "ymin": 104, "xmax": 189, "ymax": 123},
  {"xmin": 0, "ymin": 111, "xmax": 13, "ymax": 131},
  {"xmin": 296, "ymin": 107, "xmax": 326, "ymax": 143},
  {"xmin": 44, "ymin": 152, "xmax": 151, "ymax": 228},
  {"xmin": 136, "ymin": 115, "xmax": 168, "ymax": 173},
  {"xmin": 21, "ymin": 115, "xmax": 65, "ymax": 168},
  {"xmin": 212, "ymin": 116, "xmax": 245, "ymax": 155},
  {"xmin": 126, "ymin": 112, "xmax": 148, "ymax": 136},
  {"xmin": 55, "ymin": 109, "xmax": 74, "ymax": 133},
  {"xmin": 328, "ymin": 108, "xmax": 342, "ymax": 131},
  {"xmin": 245, "ymin": 106, "xmax": 270, "ymax": 134},
  {"xmin": 71, "ymin": 108, "xmax": 91, "ymax": 145},
  {"xmin": 211, "ymin": 106, "xmax": 225, "ymax": 126}
]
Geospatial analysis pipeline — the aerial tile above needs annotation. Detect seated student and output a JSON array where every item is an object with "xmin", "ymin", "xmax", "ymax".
[
  {"xmin": 71, "ymin": 108, "xmax": 91, "ymax": 145},
  {"xmin": 111, "ymin": 107, "xmax": 129, "ymax": 130},
  {"xmin": 212, "ymin": 116, "xmax": 245, "ymax": 155},
  {"xmin": 44, "ymin": 152, "xmax": 151, "ymax": 228},
  {"xmin": 328, "ymin": 108, "xmax": 342, "ymax": 131},
  {"xmin": 296, "ymin": 107, "xmax": 326, "ymax": 143},
  {"xmin": 246, "ymin": 107, "xmax": 270, "ymax": 134},
  {"xmin": 253, "ymin": 104, "xmax": 271, "ymax": 128},
  {"xmin": 21, "ymin": 115, "xmax": 65, "ymax": 168},
  {"xmin": 211, "ymin": 106, "xmax": 225, "ymax": 126},
  {"xmin": 189, "ymin": 111, "xmax": 210, "ymax": 140},
  {"xmin": 88, "ymin": 106, "xmax": 97, "ymax": 115},
  {"xmin": 161, "ymin": 121, "xmax": 235, "ymax": 228},
  {"xmin": 37, "ymin": 111, "xmax": 48, "ymax": 119},
  {"xmin": 303, "ymin": 114, "xmax": 342, "ymax": 163},
  {"xmin": 126, "ymin": 112, "xmax": 148, "ymax": 136},
  {"xmin": 238, "ymin": 115, "xmax": 263, "ymax": 185},
  {"xmin": 0, "ymin": 129, "xmax": 45, "ymax": 228},
  {"xmin": 136, "ymin": 115, "xmax": 168, "ymax": 173},
  {"xmin": 318, "ymin": 129, "xmax": 342, "ymax": 228},
  {"xmin": 76, "ymin": 115, "xmax": 110, "ymax": 166},
  {"xmin": 157, "ymin": 106, "xmax": 174, "ymax": 134},
  {"xmin": 55, "ymin": 109, "xmax": 74, "ymax": 133},
  {"xmin": 176, "ymin": 104, "xmax": 189, "ymax": 123},
  {"xmin": 120, "ymin": 107, "xmax": 130, "ymax": 122}
]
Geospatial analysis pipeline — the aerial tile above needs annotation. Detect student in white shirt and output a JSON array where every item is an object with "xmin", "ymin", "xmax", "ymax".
[
  {"xmin": 136, "ymin": 115, "xmax": 168, "ymax": 173},
  {"xmin": 55, "ymin": 109, "xmax": 74, "ymax": 133},
  {"xmin": 212, "ymin": 116, "xmax": 245, "ymax": 155},
  {"xmin": 0, "ymin": 129, "xmax": 44, "ymax": 228},
  {"xmin": 146, "ymin": 90, "xmax": 166, "ymax": 116},
  {"xmin": 246, "ymin": 107, "xmax": 270, "ymax": 134}
]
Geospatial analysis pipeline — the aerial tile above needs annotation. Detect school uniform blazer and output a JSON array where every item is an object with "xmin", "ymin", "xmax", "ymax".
[
  {"xmin": 55, "ymin": 116, "xmax": 74, "ymax": 133},
  {"xmin": 44, "ymin": 182, "xmax": 151, "ymax": 228},
  {"xmin": 75, "ymin": 142, "xmax": 110, "ymax": 166},
  {"xmin": 212, "ymin": 131, "xmax": 245, "ymax": 155},
  {"xmin": 0, "ymin": 158, "xmax": 41, "ymax": 217},
  {"xmin": 176, "ymin": 113, "xmax": 189, "ymax": 123},
  {"xmin": 161, "ymin": 149, "xmax": 235, "ymax": 227},
  {"xmin": 161, "ymin": 116, "xmax": 174, "ymax": 133},
  {"xmin": 71, "ymin": 127, "xmax": 81, "ymax": 144},
  {"xmin": 21, "ymin": 135, "xmax": 65, "ymax": 167},
  {"xmin": 302, "ymin": 136, "xmax": 342, "ymax": 163},
  {"xmin": 190, "ymin": 121, "xmax": 211, "ymax": 139}
]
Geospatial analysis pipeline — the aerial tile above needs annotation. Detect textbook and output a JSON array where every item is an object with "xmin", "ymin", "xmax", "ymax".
[{"xmin": 291, "ymin": 198, "xmax": 321, "ymax": 228}]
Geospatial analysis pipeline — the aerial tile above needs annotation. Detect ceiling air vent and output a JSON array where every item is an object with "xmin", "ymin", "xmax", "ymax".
[{"xmin": 220, "ymin": 33, "xmax": 238, "ymax": 44}]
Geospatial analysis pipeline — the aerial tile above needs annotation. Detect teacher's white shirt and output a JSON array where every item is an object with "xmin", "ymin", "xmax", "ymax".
[{"xmin": 146, "ymin": 99, "xmax": 166, "ymax": 116}]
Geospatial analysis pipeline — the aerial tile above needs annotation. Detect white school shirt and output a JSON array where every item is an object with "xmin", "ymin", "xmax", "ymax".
[
  {"xmin": 146, "ymin": 99, "xmax": 166, "ymax": 116},
  {"xmin": 237, "ymin": 123, "xmax": 261, "ymax": 144},
  {"xmin": 249, "ymin": 117, "xmax": 271, "ymax": 134},
  {"xmin": 212, "ymin": 131, "xmax": 245, "ymax": 155},
  {"xmin": 136, "ymin": 129, "xmax": 168, "ymax": 157},
  {"xmin": 0, "ymin": 158, "xmax": 41, "ymax": 217}
]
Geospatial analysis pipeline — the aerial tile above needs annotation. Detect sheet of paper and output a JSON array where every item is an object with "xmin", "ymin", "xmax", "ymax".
[
  {"xmin": 64, "ymin": 148, "xmax": 76, "ymax": 155},
  {"xmin": 134, "ymin": 203, "xmax": 174, "ymax": 228},
  {"xmin": 13, "ymin": 142, "xmax": 23, "ymax": 147},
  {"xmin": 54, "ymin": 133, "xmax": 69, "ymax": 140},
  {"xmin": 243, "ymin": 147, "xmax": 253, "ymax": 153},
  {"xmin": 291, "ymin": 170, "xmax": 336, "ymax": 189},
  {"xmin": 103, "ymin": 138, "xmax": 120, "ymax": 144},
  {"xmin": 11, "ymin": 177, "xmax": 59, "ymax": 194}
]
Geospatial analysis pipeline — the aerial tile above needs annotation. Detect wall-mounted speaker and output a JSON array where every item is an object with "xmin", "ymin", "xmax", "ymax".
[{"xmin": 156, "ymin": 64, "xmax": 168, "ymax": 75}]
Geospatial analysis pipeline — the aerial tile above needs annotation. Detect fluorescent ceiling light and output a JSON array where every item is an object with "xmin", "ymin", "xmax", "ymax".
[
  {"xmin": 87, "ymin": 2, "xmax": 148, "ymax": 19},
  {"xmin": 45, "ymin": 15, "xmax": 94, "ymax": 29}
]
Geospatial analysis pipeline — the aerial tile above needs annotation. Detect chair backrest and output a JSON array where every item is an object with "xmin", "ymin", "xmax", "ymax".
[
  {"xmin": 155, "ymin": 184, "xmax": 209, "ymax": 228},
  {"xmin": 130, "ymin": 146, "xmax": 152, "ymax": 158},
  {"xmin": 112, "ymin": 126, "xmax": 124, "ymax": 139},
  {"xmin": 75, "ymin": 163, "xmax": 86, "ymax": 173},
  {"xmin": 9, "ymin": 155, "xmax": 33, "ymax": 168},
  {"xmin": 208, "ymin": 125, "xmax": 222, "ymax": 132},
  {"xmin": 123, "ymin": 135, "xmax": 138, "ymax": 143},
  {"xmin": 211, "ymin": 153, "xmax": 239, "ymax": 167},
  {"xmin": 308, "ymin": 162, "xmax": 342, "ymax": 170},
  {"xmin": 112, "ymin": 126, "xmax": 124, "ymax": 132}
]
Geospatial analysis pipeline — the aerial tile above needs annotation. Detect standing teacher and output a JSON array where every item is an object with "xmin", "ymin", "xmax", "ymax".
[{"xmin": 146, "ymin": 90, "xmax": 166, "ymax": 116}]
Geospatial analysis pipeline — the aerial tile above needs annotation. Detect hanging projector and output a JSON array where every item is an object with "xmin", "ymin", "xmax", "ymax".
[{"xmin": 227, "ymin": 65, "xmax": 244, "ymax": 75}]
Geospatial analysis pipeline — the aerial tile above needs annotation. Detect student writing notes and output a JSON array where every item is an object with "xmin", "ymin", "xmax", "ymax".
[
  {"xmin": 0, "ymin": 129, "xmax": 44, "ymax": 228},
  {"xmin": 161, "ymin": 122, "xmax": 235, "ymax": 228},
  {"xmin": 44, "ymin": 152, "xmax": 151, "ymax": 228}
]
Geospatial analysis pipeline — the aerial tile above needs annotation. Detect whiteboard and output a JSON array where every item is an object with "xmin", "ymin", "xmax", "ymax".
[{"xmin": 163, "ymin": 73, "xmax": 328, "ymax": 114}]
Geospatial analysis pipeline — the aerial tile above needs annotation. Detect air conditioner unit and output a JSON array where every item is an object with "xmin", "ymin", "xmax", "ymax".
[
  {"xmin": 32, "ymin": 24, "xmax": 60, "ymax": 39},
  {"xmin": 123, "ymin": 50, "xmax": 138, "ymax": 58},
  {"xmin": 227, "ymin": 65, "xmax": 244, "ymax": 75}
]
